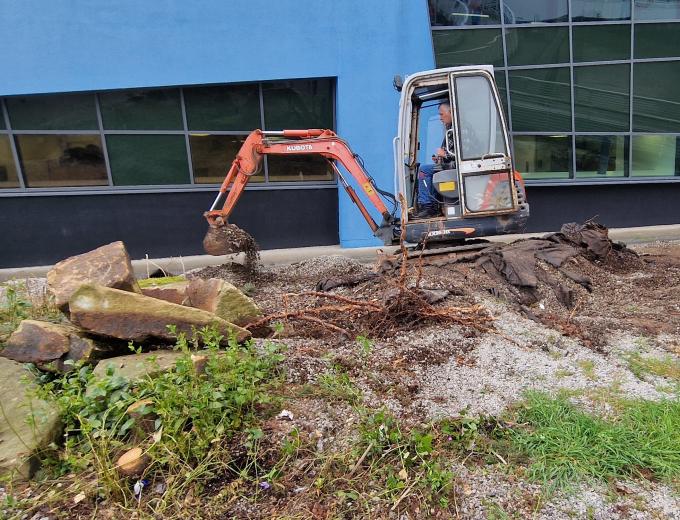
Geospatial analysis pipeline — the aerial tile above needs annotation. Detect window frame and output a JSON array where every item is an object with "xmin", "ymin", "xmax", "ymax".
[{"xmin": 0, "ymin": 78, "xmax": 338, "ymax": 196}]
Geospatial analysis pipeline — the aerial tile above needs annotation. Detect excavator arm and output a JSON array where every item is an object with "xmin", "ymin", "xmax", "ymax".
[{"xmin": 204, "ymin": 129, "xmax": 395, "ymax": 236}]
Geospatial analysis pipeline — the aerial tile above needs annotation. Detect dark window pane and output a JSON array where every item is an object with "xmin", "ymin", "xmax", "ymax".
[
  {"xmin": 0, "ymin": 111, "xmax": 5, "ymax": 130},
  {"xmin": 190, "ymin": 134, "xmax": 264, "ymax": 184},
  {"xmin": 632, "ymin": 135, "xmax": 680, "ymax": 176},
  {"xmin": 0, "ymin": 135, "xmax": 20, "ymax": 188},
  {"xmin": 433, "ymin": 29, "xmax": 504, "ymax": 67},
  {"xmin": 267, "ymin": 155, "xmax": 334, "ymax": 182},
  {"xmin": 573, "ymin": 25, "xmax": 630, "ymax": 62},
  {"xmin": 16, "ymin": 135, "xmax": 107, "ymax": 187},
  {"xmin": 7, "ymin": 93, "xmax": 97, "ymax": 130},
  {"xmin": 428, "ymin": 0, "xmax": 502, "ymax": 26},
  {"xmin": 100, "ymin": 88, "xmax": 183, "ymax": 130},
  {"xmin": 513, "ymin": 135, "xmax": 572, "ymax": 180},
  {"xmin": 572, "ymin": 0, "xmax": 630, "ymax": 21},
  {"xmin": 262, "ymin": 79, "xmax": 333, "ymax": 131},
  {"xmin": 107, "ymin": 135, "xmax": 189, "ymax": 185},
  {"xmin": 575, "ymin": 136, "xmax": 628, "ymax": 178},
  {"xmin": 635, "ymin": 23, "xmax": 680, "ymax": 58},
  {"xmin": 574, "ymin": 64, "xmax": 630, "ymax": 132},
  {"xmin": 184, "ymin": 84, "xmax": 260, "ymax": 131},
  {"xmin": 505, "ymin": 27, "xmax": 570, "ymax": 66},
  {"xmin": 503, "ymin": 0, "xmax": 568, "ymax": 23},
  {"xmin": 633, "ymin": 61, "xmax": 680, "ymax": 132},
  {"xmin": 494, "ymin": 72, "xmax": 509, "ymax": 118},
  {"xmin": 635, "ymin": 0, "xmax": 680, "ymax": 21},
  {"xmin": 509, "ymin": 68, "xmax": 572, "ymax": 131}
]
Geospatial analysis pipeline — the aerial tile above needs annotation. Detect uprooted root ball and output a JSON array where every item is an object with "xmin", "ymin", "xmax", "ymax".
[{"xmin": 245, "ymin": 287, "xmax": 493, "ymax": 339}]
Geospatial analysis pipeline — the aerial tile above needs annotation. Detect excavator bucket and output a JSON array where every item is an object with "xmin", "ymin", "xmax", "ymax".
[{"xmin": 202, "ymin": 220, "xmax": 259, "ymax": 259}]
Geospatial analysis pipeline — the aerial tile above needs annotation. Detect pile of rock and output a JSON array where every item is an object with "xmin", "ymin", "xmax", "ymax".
[{"xmin": 0, "ymin": 240, "xmax": 262, "ymax": 477}]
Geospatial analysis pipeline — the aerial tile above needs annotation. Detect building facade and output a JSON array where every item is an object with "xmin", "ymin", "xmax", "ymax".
[{"xmin": 1, "ymin": 0, "xmax": 679, "ymax": 267}]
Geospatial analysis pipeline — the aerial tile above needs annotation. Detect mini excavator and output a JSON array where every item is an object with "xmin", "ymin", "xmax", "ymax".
[{"xmin": 203, "ymin": 66, "xmax": 529, "ymax": 255}]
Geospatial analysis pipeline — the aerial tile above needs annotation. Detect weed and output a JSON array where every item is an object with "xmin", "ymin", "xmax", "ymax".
[
  {"xmin": 241, "ymin": 282, "xmax": 256, "ymax": 297},
  {"xmin": 577, "ymin": 359, "xmax": 597, "ymax": 380},
  {"xmin": 356, "ymin": 335, "xmax": 373, "ymax": 358},
  {"xmin": 508, "ymin": 391, "xmax": 680, "ymax": 490},
  {"xmin": 555, "ymin": 369, "xmax": 574, "ymax": 379},
  {"xmin": 315, "ymin": 368, "xmax": 363, "ymax": 405},
  {"xmin": 625, "ymin": 352, "xmax": 680, "ymax": 382},
  {"xmin": 484, "ymin": 499, "xmax": 511, "ymax": 520}
]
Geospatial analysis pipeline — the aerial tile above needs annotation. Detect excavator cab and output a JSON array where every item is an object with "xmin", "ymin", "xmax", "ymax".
[{"xmin": 395, "ymin": 66, "xmax": 529, "ymax": 245}]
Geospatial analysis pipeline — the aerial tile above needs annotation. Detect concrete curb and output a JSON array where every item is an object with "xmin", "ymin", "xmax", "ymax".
[{"xmin": 2, "ymin": 224, "xmax": 679, "ymax": 282}]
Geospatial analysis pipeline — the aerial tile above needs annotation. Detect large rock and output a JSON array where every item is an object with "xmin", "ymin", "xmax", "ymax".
[
  {"xmin": 93, "ymin": 351, "xmax": 184, "ymax": 381},
  {"xmin": 187, "ymin": 278, "xmax": 262, "ymax": 326},
  {"xmin": 140, "ymin": 280, "xmax": 189, "ymax": 306},
  {"xmin": 69, "ymin": 284, "xmax": 250, "ymax": 344},
  {"xmin": 47, "ymin": 241, "xmax": 141, "ymax": 310},
  {"xmin": 0, "ymin": 358, "xmax": 61, "ymax": 479},
  {"xmin": 1, "ymin": 320, "xmax": 101, "ymax": 372}
]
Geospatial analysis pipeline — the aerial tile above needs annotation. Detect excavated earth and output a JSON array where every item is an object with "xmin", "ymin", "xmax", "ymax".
[
  {"xmin": 189, "ymin": 230, "xmax": 680, "ymax": 519},
  {"xmin": 6, "ymin": 229, "xmax": 680, "ymax": 519}
]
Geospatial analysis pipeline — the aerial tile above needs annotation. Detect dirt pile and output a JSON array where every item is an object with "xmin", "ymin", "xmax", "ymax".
[{"xmin": 203, "ymin": 222, "xmax": 260, "ymax": 270}]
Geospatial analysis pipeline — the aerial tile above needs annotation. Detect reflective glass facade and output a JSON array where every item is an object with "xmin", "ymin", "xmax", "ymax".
[
  {"xmin": 0, "ymin": 79, "xmax": 335, "ymax": 191},
  {"xmin": 430, "ymin": 0, "xmax": 680, "ymax": 181}
]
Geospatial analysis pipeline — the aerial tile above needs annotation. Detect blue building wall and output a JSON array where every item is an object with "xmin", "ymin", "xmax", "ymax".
[{"xmin": 0, "ymin": 0, "xmax": 435, "ymax": 248}]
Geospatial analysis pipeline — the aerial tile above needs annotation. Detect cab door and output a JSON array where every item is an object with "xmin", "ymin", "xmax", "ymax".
[{"xmin": 448, "ymin": 70, "xmax": 518, "ymax": 217}]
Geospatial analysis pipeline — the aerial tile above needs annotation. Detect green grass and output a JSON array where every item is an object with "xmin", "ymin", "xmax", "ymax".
[
  {"xmin": 0, "ymin": 282, "xmax": 62, "ymax": 339},
  {"xmin": 626, "ymin": 352, "xmax": 680, "ymax": 382},
  {"xmin": 577, "ymin": 360, "xmax": 597, "ymax": 380},
  {"xmin": 509, "ymin": 392, "xmax": 680, "ymax": 490},
  {"xmin": 137, "ymin": 275, "xmax": 186, "ymax": 288}
]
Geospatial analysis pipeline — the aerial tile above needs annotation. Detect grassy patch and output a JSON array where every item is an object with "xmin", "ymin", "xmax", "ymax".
[
  {"xmin": 137, "ymin": 275, "xmax": 186, "ymax": 288},
  {"xmin": 577, "ymin": 359, "xmax": 597, "ymax": 380},
  {"xmin": 0, "ymin": 282, "xmax": 61, "ymax": 339},
  {"xmin": 508, "ymin": 392, "xmax": 680, "ymax": 490},
  {"xmin": 626, "ymin": 352, "xmax": 680, "ymax": 382}
]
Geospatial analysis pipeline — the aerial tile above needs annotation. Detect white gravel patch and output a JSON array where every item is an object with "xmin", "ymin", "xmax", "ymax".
[{"xmin": 414, "ymin": 299, "xmax": 670, "ymax": 418}]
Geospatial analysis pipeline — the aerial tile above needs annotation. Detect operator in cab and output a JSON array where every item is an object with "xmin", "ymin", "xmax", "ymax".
[{"xmin": 415, "ymin": 101, "xmax": 453, "ymax": 219}]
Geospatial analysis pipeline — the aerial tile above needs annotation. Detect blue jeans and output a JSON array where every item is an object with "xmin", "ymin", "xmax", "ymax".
[{"xmin": 417, "ymin": 164, "xmax": 439, "ymax": 207}]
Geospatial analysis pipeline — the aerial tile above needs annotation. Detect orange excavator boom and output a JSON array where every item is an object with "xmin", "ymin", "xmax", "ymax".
[{"xmin": 204, "ymin": 129, "xmax": 395, "ymax": 234}]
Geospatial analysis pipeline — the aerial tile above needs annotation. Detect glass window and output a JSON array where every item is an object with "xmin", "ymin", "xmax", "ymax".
[
  {"xmin": 100, "ymin": 88, "xmax": 183, "ymax": 130},
  {"xmin": 573, "ymin": 24, "xmax": 631, "ymax": 62},
  {"xmin": 632, "ymin": 135, "xmax": 680, "ymax": 176},
  {"xmin": 634, "ymin": 0, "xmax": 680, "ymax": 20},
  {"xmin": 495, "ymin": 72, "xmax": 509, "ymax": 118},
  {"xmin": 266, "ymin": 155, "xmax": 334, "ymax": 182},
  {"xmin": 6, "ymin": 94, "xmax": 98, "ymax": 130},
  {"xmin": 184, "ymin": 84, "xmax": 260, "ymax": 131},
  {"xmin": 633, "ymin": 61, "xmax": 680, "ymax": 132},
  {"xmin": 428, "ymin": 0, "xmax": 502, "ymax": 26},
  {"xmin": 15, "ymin": 135, "xmax": 107, "ymax": 188},
  {"xmin": 635, "ymin": 23, "xmax": 680, "ymax": 58},
  {"xmin": 571, "ymin": 0, "xmax": 630, "ymax": 21},
  {"xmin": 574, "ymin": 64, "xmax": 630, "ymax": 132},
  {"xmin": 464, "ymin": 172, "xmax": 514, "ymax": 212},
  {"xmin": 433, "ymin": 29, "xmax": 504, "ymax": 67},
  {"xmin": 503, "ymin": 0, "xmax": 569, "ymax": 23},
  {"xmin": 505, "ymin": 27, "xmax": 570, "ymax": 66},
  {"xmin": 509, "ymin": 68, "xmax": 572, "ymax": 131},
  {"xmin": 189, "ymin": 134, "xmax": 264, "ymax": 184},
  {"xmin": 262, "ymin": 79, "xmax": 333, "ymax": 131},
  {"xmin": 454, "ymin": 75, "xmax": 507, "ymax": 160},
  {"xmin": 106, "ymin": 135, "xmax": 189, "ymax": 185},
  {"xmin": 0, "ymin": 135, "xmax": 20, "ymax": 188},
  {"xmin": 513, "ymin": 135, "xmax": 572, "ymax": 180},
  {"xmin": 575, "ymin": 136, "xmax": 628, "ymax": 178},
  {"xmin": 0, "ymin": 111, "xmax": 5, "ymax": 130}
]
